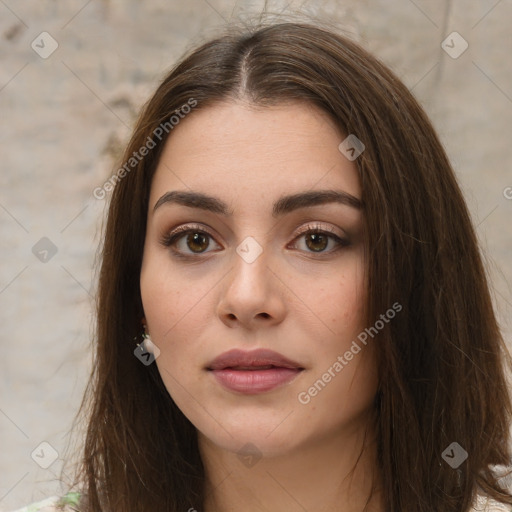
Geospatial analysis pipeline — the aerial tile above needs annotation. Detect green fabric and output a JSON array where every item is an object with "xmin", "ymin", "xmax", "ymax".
[
  {"xmin": 11, "ymin": 492, "xmax": 81, "ymax": 512},
  {"xmin": 57, "ymin": 492, "xmax": 81, "ymax": 508}
]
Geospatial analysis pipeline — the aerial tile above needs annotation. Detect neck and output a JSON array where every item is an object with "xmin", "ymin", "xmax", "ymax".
[{"xmin": 199, "ymin": 416, "xmax": 383, "ymax": 512}]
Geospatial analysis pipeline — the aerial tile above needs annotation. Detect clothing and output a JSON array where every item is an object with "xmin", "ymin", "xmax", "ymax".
[
  {"xmin": 472, "ymin": 494, "xmax": 512, "ymax": 511},
  {"xmin": 8, "ymin": 492, "xmax": 80, "ymax": 512},
  {"xmin": 8, "ymin": 491, "xmax": 512, "ymax": 512}
]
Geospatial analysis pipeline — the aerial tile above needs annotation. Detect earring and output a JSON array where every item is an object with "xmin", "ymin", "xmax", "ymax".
[
  {"xmin": 134, "ymin": 326, "xmax": 149, "ymax": 346},
  {"xmin": 139, "ymin": 327, "xmax": 160, "ymax": 358}
]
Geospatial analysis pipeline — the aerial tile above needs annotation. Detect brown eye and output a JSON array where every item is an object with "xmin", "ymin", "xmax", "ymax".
[
  {"xmin": 186, "ymin": 232, "xmax": 210, "ymax": 253},
  {"xmin": 289, "ymin": 226, "xmax": 350, "ymax": 255},
  {"xmin": 305, "ymin": 232, "xmax": 329, "ymax": 252},
  {"xmin": 160, "ymin": 225, "xmax": 222, "ymax": 257}
]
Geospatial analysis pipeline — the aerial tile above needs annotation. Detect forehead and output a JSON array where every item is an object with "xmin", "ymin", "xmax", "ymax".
[{"xmin": 149, "ymin": 100, "xmax": 361, "ymax": 208}]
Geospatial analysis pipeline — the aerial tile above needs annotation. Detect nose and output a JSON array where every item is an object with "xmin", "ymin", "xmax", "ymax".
[{"xmin": 216, "ymin": 246, "xmax": 287, "ymax": 330}]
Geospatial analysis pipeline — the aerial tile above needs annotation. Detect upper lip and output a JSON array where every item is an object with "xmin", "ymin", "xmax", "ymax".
[{"xmin": 207, "ymin": 349, "xmax": 304, "ymax": 371}]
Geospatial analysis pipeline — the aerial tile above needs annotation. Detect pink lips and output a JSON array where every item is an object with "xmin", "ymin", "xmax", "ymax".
[{"xmin": 207, "ymin": 349, "xmax": 304, "ymax": 394}]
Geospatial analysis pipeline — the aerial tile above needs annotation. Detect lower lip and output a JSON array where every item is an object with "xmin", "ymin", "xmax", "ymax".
[{"xmin": 209, "ymin": 368, "xmax": 302, "ymax": 394}]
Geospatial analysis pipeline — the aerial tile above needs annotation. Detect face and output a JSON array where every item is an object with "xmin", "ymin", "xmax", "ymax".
[{"xmin": 140, "ymin": 100, "xmax": 379, "ymax": 458}]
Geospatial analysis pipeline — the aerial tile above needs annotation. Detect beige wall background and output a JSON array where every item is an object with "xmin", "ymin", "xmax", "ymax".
[{"xmin": 1, "ymin": 0, "xmax": 511, "ymax": 508}]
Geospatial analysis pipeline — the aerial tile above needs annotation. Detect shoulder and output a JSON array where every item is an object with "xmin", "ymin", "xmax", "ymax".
[
  {"xmin": 471, "ymin": 493, "xmax": 512, "ymax": 511},
  {"xmin": 8, "ymin": 492, "xmax": 81, "ymax": 512},
  {"xmin": 470, "ymin": 465, "xmax": 512, "ymax": 511}
]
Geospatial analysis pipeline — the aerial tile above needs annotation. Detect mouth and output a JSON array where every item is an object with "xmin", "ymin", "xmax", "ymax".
[{"xmin": 206, "ymin": 349, "xmax": 304, "ymax": 394}]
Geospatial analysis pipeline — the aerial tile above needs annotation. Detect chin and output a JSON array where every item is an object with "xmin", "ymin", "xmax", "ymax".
[
  {"xmin": 202, "ymin": 427, "xmax": 300, "ymax": 459},
  {"xmin": 195, "ymin": 410, "xmax": 304, "ymax": 458}
]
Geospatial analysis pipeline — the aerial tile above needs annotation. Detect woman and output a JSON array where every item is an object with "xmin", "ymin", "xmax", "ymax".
[{"xmin": 14, "ymin": 21, "xmax": 512, "ymax": 512}]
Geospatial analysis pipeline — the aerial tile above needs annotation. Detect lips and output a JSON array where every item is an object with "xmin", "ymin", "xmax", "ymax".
[
  {"xmin": 207, "ymin": 349, "xmax": 304, "ymax": 394},
  {"xmin": 207, "ymin": 348, "xmax": 303, "ymax": 371}
]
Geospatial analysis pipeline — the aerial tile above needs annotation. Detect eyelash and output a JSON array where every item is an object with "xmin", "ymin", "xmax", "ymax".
[{"xmin": 159, "ymin": 223, "xmax": 350, "ymax": 259}]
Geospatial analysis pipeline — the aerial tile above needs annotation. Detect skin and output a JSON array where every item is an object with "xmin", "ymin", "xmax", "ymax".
[{"xmin": 140, "ymin": 100, "xmax": 382, "ymax": 511}]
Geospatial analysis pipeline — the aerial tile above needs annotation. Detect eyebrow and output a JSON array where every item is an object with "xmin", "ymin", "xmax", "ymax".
[{"xmin": 153, "ymin": 189, "xmax": 362, "ymax": 217}]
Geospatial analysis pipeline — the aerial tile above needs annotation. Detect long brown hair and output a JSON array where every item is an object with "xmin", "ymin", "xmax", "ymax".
[{"xmin": 67, "ymin": 21, "xmax": 512, "ymax": 511}]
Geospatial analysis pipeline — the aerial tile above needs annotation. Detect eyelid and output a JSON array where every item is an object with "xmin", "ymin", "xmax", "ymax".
[
  {"xmin": 292, "ymin": 222, "xmax": 345, "ymax": 240},
  {"xmin": 166, "ymin": 223, "xmax": 215, "ymax": 240}
]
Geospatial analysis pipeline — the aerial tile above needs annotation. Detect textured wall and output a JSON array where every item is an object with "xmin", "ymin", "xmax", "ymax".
[{"xmin": 1, "ymin": 0, "xmax": 511, "ymax": 508}]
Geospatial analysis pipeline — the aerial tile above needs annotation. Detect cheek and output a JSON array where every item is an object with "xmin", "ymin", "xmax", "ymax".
[
  {"xmin": 297, "ymin": 273, "xmax": 377, "ymax": 428},
  {"xmin": 140, "ymin": 264, "xmax": 203, "ymax": 407},
  {"xmin": 321, "ymin": 258, "xmax": 367, "ymax": 338},
  {"xmin": 299, "ymin": 347, "xmax": 379, "ymax": 440},
  {"xmin": 303, "ymin": 256, "xmax": 371, "ymax": 386},
  {"xmin": 139, "ymin": 252, "xmax": 215, "ymax": 385},
  {"xmin": 140, "ymin": 250, "xmax": 205, "ymax": 336}
]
